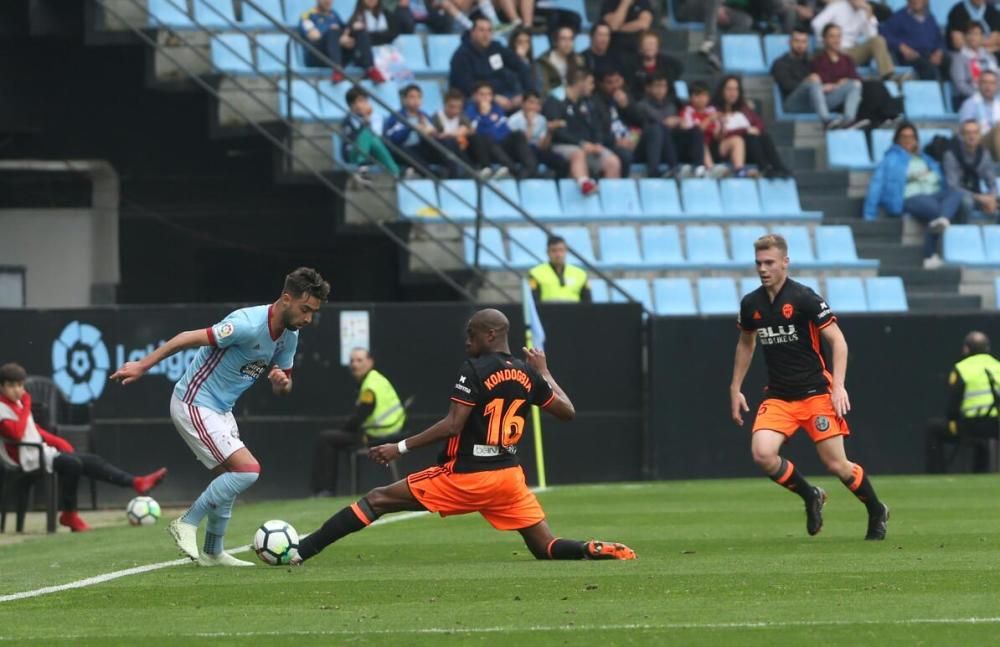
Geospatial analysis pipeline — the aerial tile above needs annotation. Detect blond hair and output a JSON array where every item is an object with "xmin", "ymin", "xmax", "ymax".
[{"xmin": 753, "ymin": 234, "xmax": 788, "ymax": 255}]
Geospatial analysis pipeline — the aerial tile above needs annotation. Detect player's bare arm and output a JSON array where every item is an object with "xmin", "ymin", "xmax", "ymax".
[
  {"xmin": 820, "ymin": 322, "xmax": 851, "ymax": 418},
  {"xmin": 369, "ymin": 401, "xmax": 474, "ymax": 464},
  {"xmin": 110, "ymin": 329, "xmax": 212, "ymax": 385},
  {"xmin": 523, "ymin": 347, "xmax": 575, "ymax": 421},
  {"xmin": 267, "ymin": 366, "xmax": 293, "ymax": 396},
  {"xmin": 730, "ymin": 330, "xmax": 756, "ymax": 425}
]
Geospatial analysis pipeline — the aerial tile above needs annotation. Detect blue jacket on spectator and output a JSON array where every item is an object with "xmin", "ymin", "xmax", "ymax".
[
  {"xmin": 465, "ymin": 102, "xmax": 511, "ymax": 141},
  {"xmin": 384, "ymin": 110, "xmax": 432, "ymax": 147},
  {"xmin": 448, "ymin": 36, "xmax": 531, "ymax": 100},
  {"xmin": 863, "ymin": 143, "xmax": 943, "ymax": 219},
  {"xmin": 879, "ymin": 7, "xmax": 944, "ymax": 57},
  {"xmin": 298, "ymin": 6, "xmax": 345, "ymax": 38}
]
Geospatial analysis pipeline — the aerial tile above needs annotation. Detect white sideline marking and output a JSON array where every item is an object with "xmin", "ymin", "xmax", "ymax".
[{"xmin": 0, "ymin": 511, "xmax": 431, "ymax": 604}]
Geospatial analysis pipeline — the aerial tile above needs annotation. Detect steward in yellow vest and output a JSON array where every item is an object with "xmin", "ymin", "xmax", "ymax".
[
  {"xmin": 947, "ymin": 331, "xmax": 1000, "ymax": 434},
  {"xmin": 528, "ymin": 236, "xmax": 592, "ymax": 303}
]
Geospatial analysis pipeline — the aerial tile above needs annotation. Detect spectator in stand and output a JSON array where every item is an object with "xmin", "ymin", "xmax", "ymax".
[
  {"xmin": 863, "ymin": 122, "xmax": 966, "ymax": 269},
  {"xmin": 466, "ymin": 81, "xmax": 538, "ymax": 178},
  {"xmin": 299, "ymin": 0, "xmax": 385, "ymax": 84},
  {"xmin": 959, "ymin": 70, "xmax": 1000, "ymax": 160},
  {"xmin": 432, "ymin": 88, "xmax": 494, "ymax": 173},
  {"xmin": 343, "ymin": 87, "xmax": 401, "ymax": 175},
  {"xmin": 544, "ymin": 68, "xmax": 620, "ymax": 193},
  {"xmin": 537, "ymin": 25, "xmax": 586, "ymax": 96},
  {"xmin": 449, "ymin": 17, "xmax": 533, "ymax": 112},
  {"xmin": 384, "ymin": 84, "xmax": 465, "ymax": 177},
  {"xmin": 811, "ymin": 24, "xmax": 867, "ymax": 129},
  {"xmin": 679, "ymin": 81, "xmax": 721, "ymax": 174},
  {"xmin": 772, "ymin": 28, "xmax": 827, "ymax": 120},
  {"xmin": 950, "ymin": 22, "xmax": 1000, "ymax": 108},
  {"xmin": 628, "ymin": 31, "xmax": 685, "ymax": 99},
  {"xmin": 582, "ymin": 22, "xmax": 615, "ymax": 80},
  {"xmin": 633, "ymin": 73, "xmax": 708, "ymax": 176},
  {"xmin": 879, "ymin": 0, "xmax": 945, "ymax": 81},
  {"xmin": 946, "ymin": 0, "xmax": 1000, "ymax": 52},
  {"xmin": 348, "ymin": 0, "xmax": 415, "ymax": 46},
  {"xmin": 508, "ymin": 26, "xmax": 542, "ymax": 95},
  {"xmin": 599, "ymin": 0, "xmax": 654, "ymax": 57},
  {"xmin": 944, "ymin": 119, "xmax": 999, "ymax": 219},
  {"xmin": 713, "ymin": 75, "xmax": 793, "ymax": 177},
  {"xmin": 811, "ymin": 0, "xmax": 896, "ymax": 80},
  {"xmin": 509, "ymin": 91, "xmax": 570, "ymax": 177}
]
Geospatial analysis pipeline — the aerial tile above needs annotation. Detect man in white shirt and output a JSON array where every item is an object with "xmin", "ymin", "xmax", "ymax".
[
  {"xmin": 959, "ymin": 70, "xmax": 1000, "ymax": 159},
  {"xmin": 812, "ymin": 0, "xmax": 895, "ymax": 79}
]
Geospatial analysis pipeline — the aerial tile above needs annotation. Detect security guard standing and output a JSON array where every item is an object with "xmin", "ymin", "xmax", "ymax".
[
  {"xmin": 310, "ymin": 348, "xmax": 407, "ymax": 495},
  {"xmin": 528, "ymin": 235, "xmax": 592, "ymax": 303}
]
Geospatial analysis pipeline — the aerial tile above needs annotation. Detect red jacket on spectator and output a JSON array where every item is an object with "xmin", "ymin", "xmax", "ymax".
[{"xmin": 0, "ymin": 392, "xmax": 74, "ymax": 465}]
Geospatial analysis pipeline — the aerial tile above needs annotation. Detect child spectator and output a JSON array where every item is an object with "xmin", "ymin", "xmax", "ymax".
[
  {"xmin": 636, "ymin": 73, "xmax": 708, "ymax": 176},
  {"xmin": 343, "ymin": 87, "xmax": 401, "ymax": 175},
  {"xmin": 466, "ymin": 82, "xmax": 538, "ymax": 178},
  {"xmin": 385, "ymin": 84, "xmax": 464, "ymax": 177},
  {"xmin": 433, "ymin": 88, "xmax": 493, "ymax": 174},
  {"xmin": 508, "ymin": 91, "xmax": 571, "ymax": 178},
  {"xmin": 679, "ymin": 81, "xmax": 719, "ymax": 174}
]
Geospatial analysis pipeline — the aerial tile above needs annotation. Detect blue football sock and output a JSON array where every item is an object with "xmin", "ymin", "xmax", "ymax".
[
  {"xmin": 181, "ymin": 471, "xmax": 259, "ymax": 528},
  {"xmin": 204, "ymin": 530, "xmax": 223, "ymax": 555}
]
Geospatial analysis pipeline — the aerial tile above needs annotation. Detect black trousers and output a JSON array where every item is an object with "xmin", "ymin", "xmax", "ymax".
[
  {"xmin": 395, "ymin": 138, "xmax": 465, "ymax": 177},
  {"xmin": 305, "ymin": 28, "xmax": 374, "ymax": 69},
  {"xmin": 488, "ymin": 132, "xmax": 538, "ymax": 178},
  {"xmin": 925, "ymin": 418, "xmax": 997, "ymax": 473},
  {"xmin": 311, "ymin": 429, "xmax": 408, "ymax": 495},
  {"xmin": 858, "ymin": 80, "xmax": 903, "ymax": 126},
  {"xmin": 744, "ymin": 133, "xmax": 788, "ymax": 174},
  {"xmin": 52, "ymin": 452, "xmax": 133, "ymax": 512}
]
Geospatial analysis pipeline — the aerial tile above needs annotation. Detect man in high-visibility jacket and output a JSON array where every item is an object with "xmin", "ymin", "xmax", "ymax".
[
  {"xmin": 528, "ymin": 236, "xmax": 592, "ymax": 303},
  {"xmin": 311, "ymin": 348, "xmax": 407, "ymax": 495}
]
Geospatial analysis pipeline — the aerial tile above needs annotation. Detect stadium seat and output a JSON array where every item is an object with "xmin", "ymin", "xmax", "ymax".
[
  {"xmin": 210, "ymin": 34, "xmax": 254, "ymax": 75},
  {"xmin": 599, "ymin": 179, "xmax": 642, "ymax": 219},
  {"xmin": 870, "ymin": 129, "xmax": 894, "ymax": 163},
  {"xmin": 589, "ymin": 278, "xmax": 610, "ymax": 303},
  {"xmin": 255, "ymin": 34, "xmax": 290, "ymax": 75},
  {"xmin": 284, "ymin": 0, "xmax": 315, "ymax": 26},
  {"xmin": 552, "ymin": 226, "xmax": 596, "ymax": 264},
  {"xmin": 279, "ymin": 79, "xmax": 322, "ymax": 121},
  {"xmin": 640, "ymin": 225, "xmax": 684, "ymax": 267},
  {"xmin": 825, "ymin": 277, "xmax": 868, "ymax": 312},
  {"xmin": 481, "ymin": 179, "xmax": 522, "ymax": 221},
  {"xmin": 697, "ymin": 277, "xmax": 739, "ymax": 315},
  {"xmin": 983, "ymin": 225, "xmax": 1000, "ymax": 262},
  {"xmin": 331, "ymin": 132, "xmax": 348, "ymax": 167},
  {"xmin": 681, "ymin": 179, "xmax": 724, "ymax": 217},
  {"xmin": 393, "ymin": 34, "xmax": 429, "ymax": 74},
  {"xmin": 674, "ymin": 81, "xmax": 689, "ymax": 102},
  {"xmin": 518, "ymin": 179, "xmax": 562, "ymax": 219},
  {"xmin": 739, "ymin": 276, "xmax": 761, "ymax": 298},
  {"xmin": 316, "ymin": 82, "xmax": 349, "ymax": 120},
  {"xmin": 598, "ymin": 226, "xmax": 643, "ymax": 268},
  {"xmin": 815, "ymin": 225, "xmax": 873, "ymax": 266},
  {"xmin": 729, "ymin": 225, "xmax": 767, "ymax": 265},
  {"xmin": 759, "ymin": 178, "xmax": 813, "ymax": 218},
  {"xmin": 720, "ymin": 179, "xmax": 762, "ymax": 217},
  {"xmin": 794, "ymin": 276, "xmax": 822, "ymax": 294},
  {"xmin": 371, "ymin": 80, "xmax": 401, "ymax": 121},
  {"xmin": 929, "ymin": 0, "xmax": 953, "ymax": 25},
  {"xmin": 437, "ymin": 179, "xmax": 478, "ymax": 221},
  {"xmin": 903, "ymin": 81, "xmax": 954, "ymax": 121},
  {"xmin": 415, "ymin": 80, "xmax": 444, "ymax": 115},
  {"xmin": 865, "ymin": 276, "xmax": 908, "ymax": 312},
  {"xmin": 192, "ymin": 0, "xmax": 237, "ymax": 28},
  {"xmin": 609, "ymin": 278, "xmax": 653, "ymax": 311},
  {"xmin": 763, "ymin": 34, "xmax": 790, "ymax": 68},
  {"xmin": 653, "ymin": 278, "xmax": 697, "ymax": 316},
  {"xmin": 558, "ymin": 178, "xmax": 603, "ymax": 219},
  {"xmin": 685, "ymin": 225, "xmax": 731, "ymax": 266},
  {"xmin": 721, "ymin": 35, "xmax": 766, "ymax": 74},
  {"xmin": 637, "ymin": 179, "xmax": 683, "ymax": 218},
  {"xmin": 574, "ymin": 34, "xmax": 590, "ymax": 52},
  {"xmin": 147, "ymin": 0, "xmax": 194, "ymax": 27},
  {"xmin": 396, "ymin": 180, "xmax": 439, "ymax": 218},
  {"xmin": 508, "ymin": 227, "xmax": 548, "ymax": 267},
  {"xmin": 463, "ymin": 227, "xmax": 506, "ymax": 268},
  {"xmin": 774, "ymin": 225, "xmax": 816, "ymax": 264},
  {"xmin": 826, "ymin": 130, "xmax": 873, "ymax": 170},
  {"xmin": 943, "ymin": 225, "xmax": 986, "ymax": 264},
  {"xmin": 427, "ymin": 34, "xmax": 461, "ymax": 74},
  {"xmin": 239, "ymin": 0, "xmax": 284, "ymax": 29},
  {"xmin": 532, "ymin": 34, "xmax": 550, "ymax": 56}
]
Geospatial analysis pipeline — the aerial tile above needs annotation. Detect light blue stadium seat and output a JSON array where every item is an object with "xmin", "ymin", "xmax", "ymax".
[
  {"xmin": 729, "ymin": 225, "xmax": 767, "ymax": 265},
  {"xmin": 371, "ymin": 81, "xmax": 401, "ymax": 121},
  {"xmin": 870, "ymin": 129, "xmax": 894, "ymax": 163},
  {"xmin": 759, "ymin": 178, "xmax": 810, "ymax": 217},
  {"xmin": 640, "ymin": 225, "xmax": 684, "ymax": 266},
  {"xmin": 427, "ymin": 34, "xmax": 461, "ymax": 73},
  {"xmin": 697, "ymin": 277, "xmax": 739, "ymax": 315},
  {"xmin": 240, "ymin": 0, "xmax": 284, "ymax": 28},
  {"xmin": 599, "ymin": 179, "xmax": 642, "ymax": 218},
  {"xmin": 653, "ymin": 278, "xmax": 697, "ymax": 316},
  {"xmin": 763, "ymin": 34, "xmax": 790, "ymax": 68},
  {"xmin": 284, "ymin": 0, "xmax": 316, "ymax": 26},
  {"xmin": 774, "ymin": 225, "xmax": 816, "ymax": 264},
  {"xmin": 827, "ymin": 130, "xmax": 873, "ymax": 170},
  {"xmin": 903, "ymin": 81, "xmax": 954, "ymax": 120},
  {"xmin": 721, "ymin": 35, "xmax": 767, "ymax": 74},
  {"xmin": 943, "ymin": 225, "xmax": 986, "ymax": 264},
  {"xmin": 681, "ymin": 179, "xmax": 724, "ymax": 217},
  {"xmin": 396, "ymin": 179, "xmax": 439, "ymax": 218},
  {"xmin": 415, "ymin": 80, "xmax": 444, "ymax": 115},
  {"xmin": 983, "ymin": 225, "xmax": 1000, "ymax": 262},
  {"xmin": 192, "ymin": 0, "xmax": 237, "ymax": 28},
  {"xmin": 438, "ymin": 179, "xmax": 478, "ymax": 221},
  {"xmin": 558, "ymin": 178, "xmax": 603, "ymax": 219},
  {"xmin": 637, "ymin": 179, "xmax": 683, "ymax": 218},
  {"xmin": 279, "ymin": 79, "xmax": 322, "ymax": 121},
  {"xmin": 211, "ymin": 34, "xmax": 254, "ymax": 74},
  {"xmin": 598, "ymin": 226, "xmax": 642, "ymax": 268},
  {"xmin": 481, "ymin": 179, "xmax": 522, "ymax": 221},
  {"xmin": 739, "ymin": 276, "xmax": 762, "ymax": 298},
  {"xmin": 147, "ymin": 0, "xmax": 194, "ymax": 27},
  {"xmin": 331, "ymin": 132, "xmax": 348, "ymax": 167},
  {"xmin": 590, "ymin": 278, "xmax": 610, "ymax": 303},
  {"xmin": 674, "ymin": 81, "xmax": 689, "ymax": 101},
  {"xmin": 720, "ymin": 178, "xmax": 762, "ymax": 217},
  {"xmin": 552, "ymin": 226, "xmax": 596, "ymax": 264},
  {"xmin": 929, "ymin": 0, "xmax": 953, "ymax": 25},
  {"xmin": 685, "ymin": 225, "xmax": 731, "ymax": 266},
  {"xmin": 532, "ymin": 34, "xmax": 550, "ymax": 56},
  {"xmin": 825, "ymin": 277, "xmax": 868, "ymax": 313},
  {"xmin": 865, "ymin": 276, "xmax": 908, "ymax": 312},
  {"xmin": 393, "ymin": 34, "xmax": 429, "ymax": 73},
  {"xmin": 574, "ymin": 33, "xmax": 590, "ymax": 52},
  {"xmin": 793, "ymin": 276, "xmax": 821, "ymax": 294},
  {"xmin": 508, "ymin": 227, "xmax": 548, "ymax": 268},
  {"xmin": 463, "ymin": 227, "xmax": 507, "ymax": 268},
  {"xmin": 316, "ymin": 82, "xmax": 349, "ymax": 120},
  {"xmin": 518, "ymin": 179, "xmax": 562, "ymax": 219},
  {"xmin": 255, "ymin": 34, "xmax": 290, "ymax": 74},
  {"xmin": 815, "ymin": 225, "xmax": 863, "ymax": 264},
  {"xmin": 610, "ymin": 278, "xmax": 653, "ymax": 311}
]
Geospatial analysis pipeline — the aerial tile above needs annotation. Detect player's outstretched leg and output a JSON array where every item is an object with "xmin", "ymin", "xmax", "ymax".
[
  {"xmin": 518, "ymin": 521, "xmax": 637, "ymax": 561},
  {"xmin": 753, "ymin": 430, "xmax": 825, "ymax": 535},
  {"xmin": 816, "ymin": 436, "xmax": 889, "ymax": 540},
  {"xmin": 292, "ymin": 479, "xmax": 426, "ymax": 564}
]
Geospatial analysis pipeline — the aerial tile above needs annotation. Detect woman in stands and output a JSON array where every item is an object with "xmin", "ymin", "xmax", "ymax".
[
  {"xmin": 711, "ymin": 75, "xmax": 792, "ymax": 179},
  {"xmin": 349, "ymin": 0, "xmax": 415, "ymax": 46},
  {"xmin": 509, "ymin": 26, "xmax": 541, "ymax": 95},
  {"xmin": 863, "ymin": 122, "xmax": 967, "ymax": 270}
]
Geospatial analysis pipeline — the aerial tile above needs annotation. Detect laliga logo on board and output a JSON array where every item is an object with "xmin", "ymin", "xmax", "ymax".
[{"xmin": 52, "ymin": 321, "xmax": 110, "ymax": 405}]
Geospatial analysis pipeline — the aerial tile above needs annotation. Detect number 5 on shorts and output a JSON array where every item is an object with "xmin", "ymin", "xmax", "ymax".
[{"xmin": 484, "ymin": 398, "xmax": 526, "ymax": 447}]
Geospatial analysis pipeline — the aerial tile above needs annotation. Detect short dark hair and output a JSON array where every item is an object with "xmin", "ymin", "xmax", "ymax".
[
  {"xmin": 0, "ymin": 363, "xmax": 27, "ymax": 385},
  {"xmin": 523, "ymin": 90, "xmax": 540, "ymax": 101},
  {"xmin": 792, "ymin": 26, "xmax": 810, "ymax": 37},
  {"xmin": 547, "ymin": 235, "xmax": 566, "ymax": 248},
  {"xmin": 966, "ymin": 21, "xmax": 985, "ymax": 34},
  {"xmin": 597, "ymin": 68, "xmax": 622, "ymax": 82},
  {"xmin": 982, "ymin": 70, "xmax": 999, "ymax": 81},
  {"xmin": 590, "ymin": 20, "xmax": 610, "ymax": 38},
  {"xmin": 350, "ymin": 347, "xmax": 374, "ymax": 360},
  {"xmin": 822, "ymin": 23, "xmax": 840, "ymax": 37},
  {"xmin": 689, "ymin": 81, "xmax": 710, "ymax": 96},
  {"xmin": 283, "ymin": 267, "xmax": 330, "ymax": 301},
  {"xmin": 646, "ymin": 71, "xmax": 670, "ymax": 86},
  {"xmin": 401, "ymin": 83, "xmax": 421, "ymax": 97},
  {"xmin": 346, "ymin": 87, "xmax": 368, "ymax": 106},
  {"xmin": 445, "ymin": 88, "xmax": 465, "ymax": 102},
  {"xmin": 566, "ymin": 67, "xmax": 590, "ymax": 87},
  {"xmin": 472, "ymin": 80, "xmax": 493, "ymax": 94},
  {"xmin": 472, "ymin": 15, "xmax": 491, "ymax": 29}
]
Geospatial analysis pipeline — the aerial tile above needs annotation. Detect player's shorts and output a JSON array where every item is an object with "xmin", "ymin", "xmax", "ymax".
[
  {"xmin": 406, "ymin": 464, "xmax": 544, "ymax": 531},
  {"xmin": 169, "ymin": 395, "xmax": 244, "ymax": 468},
  {"xmin": 752, "ymin": 394, "xmax": 850, "ymax": 443}
]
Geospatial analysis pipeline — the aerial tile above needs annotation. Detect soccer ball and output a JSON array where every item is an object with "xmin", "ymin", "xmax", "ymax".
[
  {"xmin": 253, "ymin": 520, "xmax": 299, "ymax": 565},
  {"xmin": 126, "ymin": 496, "xmax": 161, "ymax": 526}
]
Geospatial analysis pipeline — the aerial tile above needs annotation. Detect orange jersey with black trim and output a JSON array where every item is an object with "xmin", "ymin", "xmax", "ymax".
[
  {"xmin": 446, "ymin": 352, "xmax": 555, "ymax": 473},
  {"xmin": 738, "ymin": 279, "xmax": 837, "ymax": 401}
]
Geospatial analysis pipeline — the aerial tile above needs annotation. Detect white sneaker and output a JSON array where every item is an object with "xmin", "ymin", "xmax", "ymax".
[
  {"xmin": 197, "ymin": 551, "xmax": 255, "ymax": 567},
  {"xmin": 168, "ymin": 518, "xmax": 199, "ymax": 560},
  {"xmin": 928, "ymin": 217, "xmax": 951, "ymax": 233},
  {"xmin": 923, "ymin": 254, "xmax": 945, "ymax": 270}
]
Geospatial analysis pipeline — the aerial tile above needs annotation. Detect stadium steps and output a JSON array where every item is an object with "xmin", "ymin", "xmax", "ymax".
[
  {"xmin": 906, "ymin": 292, "xmax": 982, "ymax": 312},
  {"xmin": 800, "ymin": 196, "xmax": 864, "ymax": 218},
  {"xmin": 856, "ymin": 242, "xmax": 925, "ymax": 267}
]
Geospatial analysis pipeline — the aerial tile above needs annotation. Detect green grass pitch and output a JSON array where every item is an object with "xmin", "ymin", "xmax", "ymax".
[{"xmin": 0, "ymin": 475, "xmax": 998, "ymax": 645}]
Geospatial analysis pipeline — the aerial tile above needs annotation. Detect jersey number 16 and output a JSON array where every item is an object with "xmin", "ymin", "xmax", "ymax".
[{"xmin": 484, "ymin": 398, "xmax": 526, "ymax": 447}]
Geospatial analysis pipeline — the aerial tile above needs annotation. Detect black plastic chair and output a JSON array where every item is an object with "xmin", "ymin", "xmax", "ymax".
[
  {"xmin": 349, "ymin": 396, "xmax": 415, "ymax": 494},
  {"xmin": 0, "ymin": 443, "xmax": 57, "ymax": 533}
]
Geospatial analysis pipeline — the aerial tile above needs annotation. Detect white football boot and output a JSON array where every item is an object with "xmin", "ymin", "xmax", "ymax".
[
  {"xmin": 197, "ymin": 551, "xmax": 255, "ymax": 567},
  {"xmin": 168, "ymin": 518, "xmax": 199, "ymax": 560}
]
